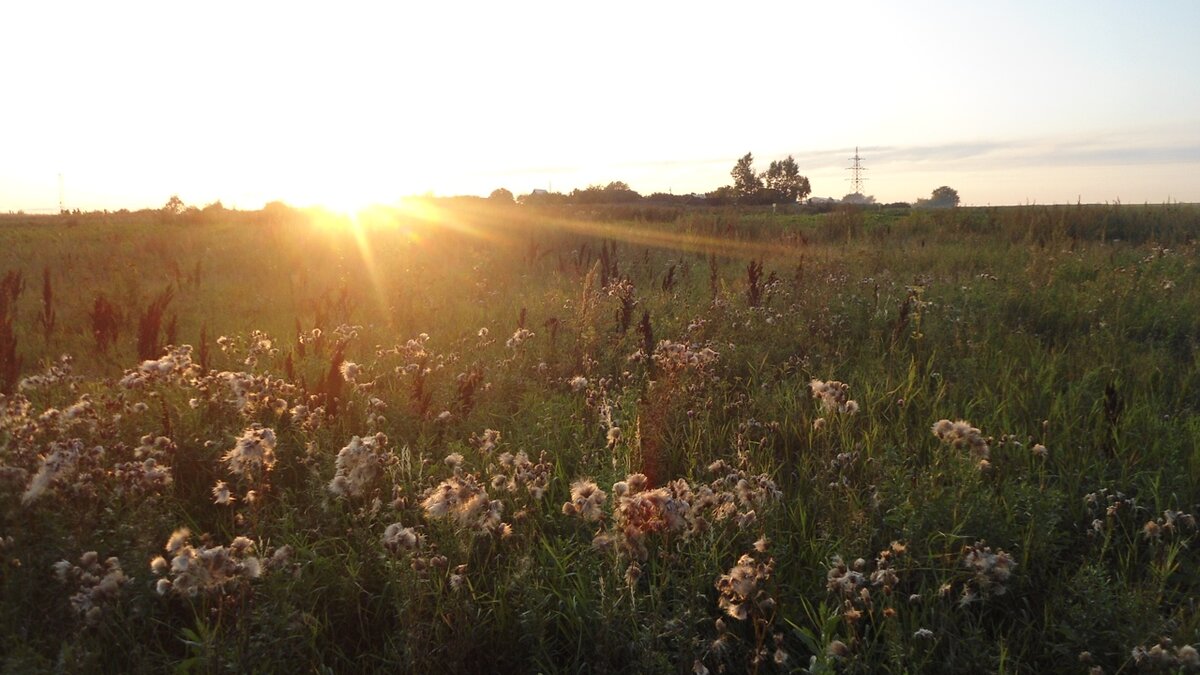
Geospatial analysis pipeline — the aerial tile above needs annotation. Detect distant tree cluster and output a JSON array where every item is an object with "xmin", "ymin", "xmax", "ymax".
[
  {"xmin": 488, "ymin": 188, "xmax": 514, "ymax": 204},
  {"xmin": 707, "ymin": 153, "xmax": 812, "ymax": 205},
  {"xmin": 121, "ymin": 158, "xmax": 966, "ymax": 221},
  {"xmin": 159, "ymin": 195, "xmax": 234, "ymax": 224},
  {"xmin": 514, "ymin": 182, "xmax": 642, "ymax": 206},
  {"xmin": 570, "ymin": 181, "xmax": 642, "ymax": 204},
  {"xmin": 515, "ymin": 190, "xmax": 570, "ymax": 207},
  {"xmin": 916, "ymin": 186, "xmax": 960, "ymax": 208},
  {"xmin": 841, "ymin": 193, "xmax": 876, "ymax": 205},
  {"xmin": 505, "ymin": 153, "xmax": 813, "ymax": 208},
  {"xmin": 645, "ymin": 193, "xmax": 709, "ymax": 206}
]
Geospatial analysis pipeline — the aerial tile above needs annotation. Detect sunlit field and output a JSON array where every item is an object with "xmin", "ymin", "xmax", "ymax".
[{"xmin": 1, "ymin": 202, "xmax": 1199, "ymax": 673}]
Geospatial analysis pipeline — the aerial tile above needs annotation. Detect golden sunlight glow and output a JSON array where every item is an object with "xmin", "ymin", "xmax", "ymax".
[{"xmin": 3, "ymin": 2, "xmax": 1196, "ymax": 210}]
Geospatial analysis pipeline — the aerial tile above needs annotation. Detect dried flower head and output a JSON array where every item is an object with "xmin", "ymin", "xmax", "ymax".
[
  {"xmin": 827, "ymin": 640, "xmax": 851, "ymax": 659},
  {"xmin": 328, "ymin": 434, "xmax": 391, "ymax": 499},
  {"xmin": 382, "ymin": 522, "xmax": 422, "ymax": 555},
  {"xmin": 212, "ymin": 480, "xmax": 235, "ymax": 505},
  {"xmin": 422, "ymin": 474, "xmax": 503, "ymax": 533},
  {"xmin": 53, "ymin": 552, "xmax": 128, "ymax": 625},
  {"xmin": 339, "ymin": 361, "xmax": 360, "ymax": 383},
  {"xmin": 810, "ymin": 379, "xmax": 858, "ymax": 414},
  {"xmin": 714, "ymin": 550, "xmax": 776, "ymax": 623},
  {"xmin": 151, "ymin": 529, "xmax": 263, "ymax": 597},
  {"xmin": 562, "ymin": 479, "xmax": 607, "ymax": 522},
  {"xmin": 606, "ymin": 426, "xmax": 622, "ymax": 448},
  {"xmin": 222, "ymin": 425, "xmax": 277, "ymax": 479},
  {"xmin": 960, "ymin": 541, "xmax": 1016, "ymax": 599},
  {"xmin": 932, "ymin": 419, "xmax": 990, "ymax": 459}
]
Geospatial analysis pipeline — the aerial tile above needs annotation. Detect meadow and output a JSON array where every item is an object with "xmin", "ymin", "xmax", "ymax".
[{"xmin": 0, "ymin": 201, "xmax": 1198, "ymax": 673}]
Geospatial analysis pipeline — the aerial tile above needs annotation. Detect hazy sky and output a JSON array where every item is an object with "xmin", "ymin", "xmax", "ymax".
[{"xmin": 3, "ymin": 0, "xmax": 1198, "ymax": 211}]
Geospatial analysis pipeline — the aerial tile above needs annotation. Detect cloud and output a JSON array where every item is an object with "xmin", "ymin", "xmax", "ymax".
[
  {"xmin": 784, "ymin": 137, "xmax": 1200, "ymax": 171},
  {"xmin": 534, "ymin": 134, "xmax": 1200, "ymax": 186}
]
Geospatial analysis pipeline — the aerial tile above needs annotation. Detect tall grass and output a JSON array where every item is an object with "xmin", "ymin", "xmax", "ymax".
[{"xmin": 0, "ymin": 203, "xmax": 1198, "ymax": 673}]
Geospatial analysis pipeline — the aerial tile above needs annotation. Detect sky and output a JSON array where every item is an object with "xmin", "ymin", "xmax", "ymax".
[{"xmin": 2, "ymin": 0, "xmax": 1199, "ymax": 211}]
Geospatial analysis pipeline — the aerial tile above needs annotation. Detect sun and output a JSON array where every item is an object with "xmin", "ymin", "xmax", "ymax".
[
  {"xmin": 314, "ymin": 188, "xmax": 390, "ymax": 217},
  {"xmin": 283, "ymin": 158, "xmax": 433, "ymax": 217}
]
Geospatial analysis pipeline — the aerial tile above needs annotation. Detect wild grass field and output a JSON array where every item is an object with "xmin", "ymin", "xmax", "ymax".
[{"xmin": 1, "ymin": 202, "xmax": 1198, "ymax": 674}]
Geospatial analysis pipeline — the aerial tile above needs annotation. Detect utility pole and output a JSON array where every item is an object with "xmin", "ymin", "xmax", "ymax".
[{"xmin": 58, "ymin": 173, "xmax": 65, "ymax": 213}]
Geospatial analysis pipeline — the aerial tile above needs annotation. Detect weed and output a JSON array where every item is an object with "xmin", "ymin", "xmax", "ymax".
[
  {"xmin": 88, "ymin": 294, "xmax": 121, "ymax": 354},
  {"xmin": 37, "ymin": 267, "xmax": 55, "ymax": 341},
  {"xmin": 0, "ymin": 270, "xmax": 24, "ymax": 393},
  {"xmin": 746, "ymin": 260, "xmax": 763, "ymax": 307},
  {"xmin": 136, "ymin": 286, "xmax": 174, "ymax": 360}
]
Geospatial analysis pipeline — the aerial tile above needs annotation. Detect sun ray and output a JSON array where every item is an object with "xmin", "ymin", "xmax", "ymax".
[{"xmin": 343, "ymin": 209, "xmax": 391, "ymax": 328}]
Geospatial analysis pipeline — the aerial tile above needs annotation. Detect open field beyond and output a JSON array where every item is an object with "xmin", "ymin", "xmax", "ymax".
[{"xmin": 1, "ymin": 203, "xmax": 1199, "ymax": 673}]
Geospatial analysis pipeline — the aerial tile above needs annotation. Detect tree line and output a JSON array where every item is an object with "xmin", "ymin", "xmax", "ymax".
[
  {"xmin": 502, "ymin": 153, "xmax": 813, "ymax": 208},
  {"xmin": 113, "ymin": 155, "xmax": 960, "ymax": 219},
  {"xmin": 496, "ymin": 153, "xmax": 958, "ymax": 208}
]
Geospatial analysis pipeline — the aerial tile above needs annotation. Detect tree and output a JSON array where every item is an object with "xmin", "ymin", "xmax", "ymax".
[
  {"xmin": 930, "ymin": 186, "xmax": 960, "ymax": 207},
  {"xmin": 731, "ymin": 153, "xmax": 763, "ymax": 203},
  {"xmin": 200, "ymin": 200, "xmax": 225, "ymax": 223},
  {"xmin": 914, "ymin": 186, "xmax": 961, "ymax": 209},
  {"xmin": 262, "ymin": 200, "xmax": 297, "ymax": 226},
  {"xmin": 516, "ymin": 190, "xmax": 569, "ymax": 207},
  {"xmin": 568, "ymin": 182, "xmax": 642, "ymax": 204},
  {"xmin": 704, "ymin": 186, "xmax": 738, "ymax": 206},
  {"xmin": 600, "ymin": 181, "xmax": 641, "ymax": 203},
  {"xmin": 763, "ymin": 156, "xmax": 812, "ymax": 202},
  {"xmin": 842, "ymin": 193, "xmax": 876, "ymax": 205},
  {"xmin": 488, "ymin": 188, "xmax": 514, "ymax": 204},
  {"xmin": 163, "ymin": 195, "xmax": 185, "ymax": 215}
]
